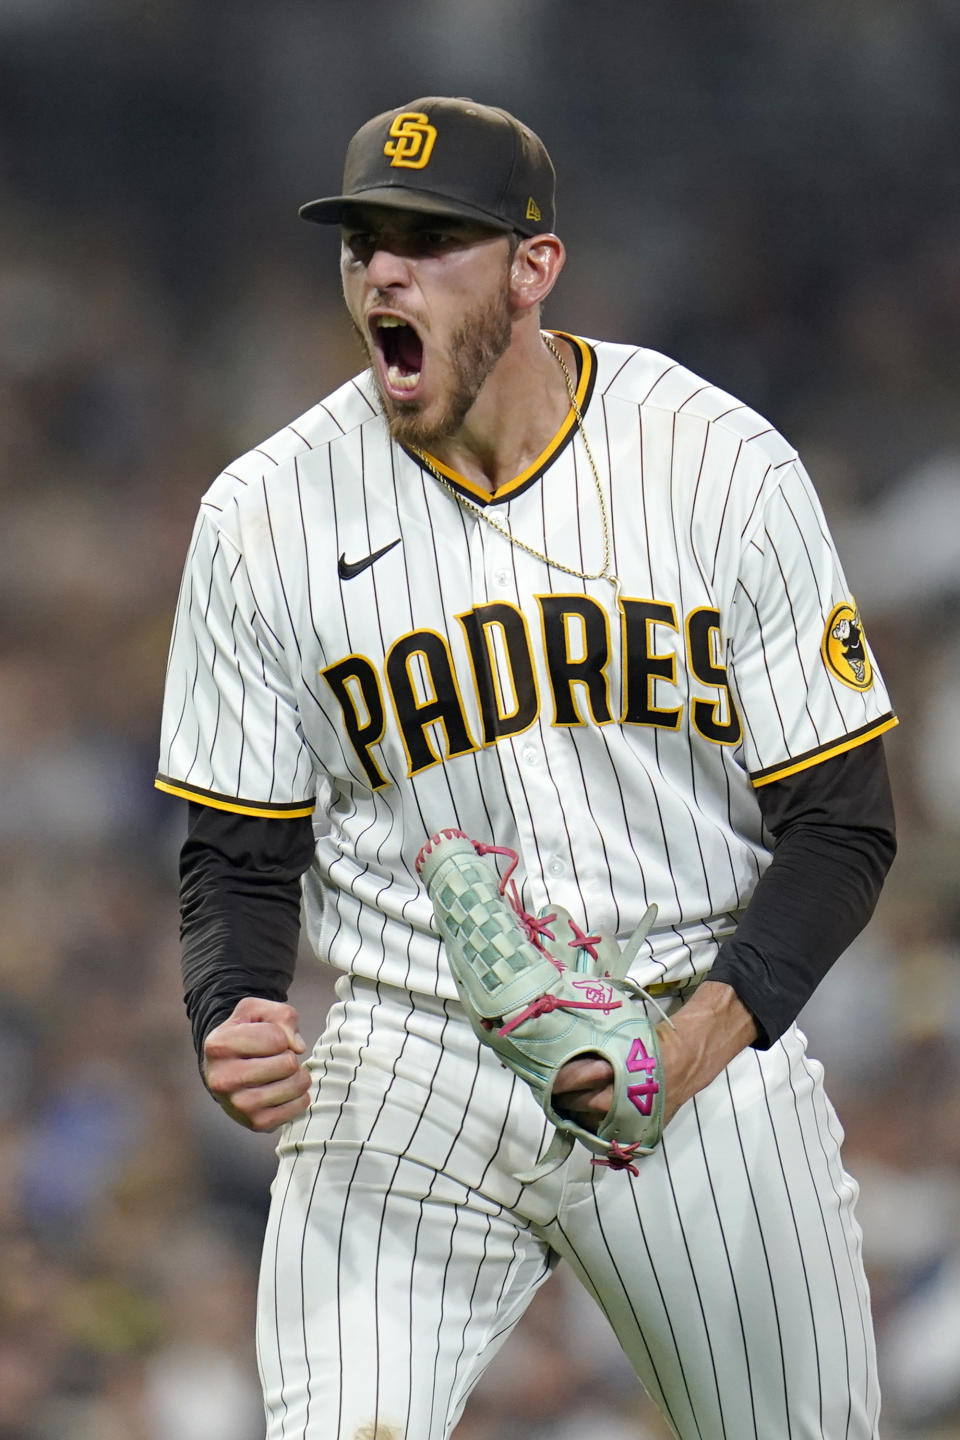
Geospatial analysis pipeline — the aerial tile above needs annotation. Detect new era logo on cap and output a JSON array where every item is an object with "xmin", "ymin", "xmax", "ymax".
[{"xmin": 299, "ymin": 97, "xmax": 557, "ymax": 238}]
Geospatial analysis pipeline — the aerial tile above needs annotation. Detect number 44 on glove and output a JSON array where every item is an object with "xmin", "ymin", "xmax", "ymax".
[{"xmin": 416, "ymin": 829, "xmax": 670, "ymax": 1183}]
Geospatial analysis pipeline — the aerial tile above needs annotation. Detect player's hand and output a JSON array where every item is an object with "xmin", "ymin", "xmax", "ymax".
[
  {"xmin": 551, "ymin": 1015, "xmax": 722, "ymax": 1135},
  {"xmin": 203, "ymin": 997, "xmax": 312, "ymax": 1132},
  {"xmin": 551, "ymin": 1054, "xmax": 615, "ymax": 1133},
  {"xmin": 552, "ymin": 983, "xmax": 759, "ymax": 1134},
  {"xmin": 552, "ymin": 1045, "xmax": 687, "ymax": 1133}
]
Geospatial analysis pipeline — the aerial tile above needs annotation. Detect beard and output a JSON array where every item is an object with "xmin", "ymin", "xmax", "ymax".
[{"xmin": 358, "ymin": 282, "xmax": 514, "ymax": 450}]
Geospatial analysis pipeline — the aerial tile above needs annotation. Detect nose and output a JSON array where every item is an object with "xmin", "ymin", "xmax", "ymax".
[{"xmin": 364, "ymin": 243, "xmax": 412, "ymax": 290}]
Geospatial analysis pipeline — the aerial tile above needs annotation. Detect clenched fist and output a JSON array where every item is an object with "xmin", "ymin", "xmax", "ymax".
[{"xmin": 203, "ymin": 997, "xmax": 312, "ymax": 1132}]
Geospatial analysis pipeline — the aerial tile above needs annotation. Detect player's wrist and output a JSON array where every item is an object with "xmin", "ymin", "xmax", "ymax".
[{"xmin": 657, "ymin": 981, "xmax": 758, "ymax": 1118}]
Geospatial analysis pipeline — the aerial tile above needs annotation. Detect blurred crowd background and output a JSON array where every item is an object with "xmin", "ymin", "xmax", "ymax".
[{"xmin": 2, "ymin": 2, "xmax": 959, "ymax": 1437}]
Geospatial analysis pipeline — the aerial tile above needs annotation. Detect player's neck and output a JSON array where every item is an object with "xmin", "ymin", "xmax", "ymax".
[{"xmin": 425, "ymin": 328, "xmax": 574, "ymax": 495}]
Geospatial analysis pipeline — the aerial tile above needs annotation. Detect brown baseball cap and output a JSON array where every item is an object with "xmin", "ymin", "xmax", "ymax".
[{"xmin": 299, "ymin": 96, "xmax": 556, "ymax": 237}]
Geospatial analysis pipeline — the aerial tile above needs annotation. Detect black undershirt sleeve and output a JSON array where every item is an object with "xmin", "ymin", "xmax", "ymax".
[
  {"xmin": 179, "ymin": 802, "xmax": 316, "ymax": 1068},
  {"xmin": 708, "ymin": 737, "xmax": 897, "ymax": 1048}
]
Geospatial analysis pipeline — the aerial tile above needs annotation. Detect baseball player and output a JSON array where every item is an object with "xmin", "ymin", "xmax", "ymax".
[{"xmin": 158, "ymin": 98, "xmax": 898, "ymax": 1440}]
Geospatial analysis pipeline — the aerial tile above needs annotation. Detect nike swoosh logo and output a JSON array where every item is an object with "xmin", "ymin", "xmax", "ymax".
[{"xmin": 337, "ymin": 537, "xmax": 402, "ymax": 580}]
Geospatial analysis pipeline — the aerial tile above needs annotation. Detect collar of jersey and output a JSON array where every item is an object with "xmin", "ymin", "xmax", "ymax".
[{"xmin": 405, "ymin": 331, "xmax": 597, "ymax": 507}]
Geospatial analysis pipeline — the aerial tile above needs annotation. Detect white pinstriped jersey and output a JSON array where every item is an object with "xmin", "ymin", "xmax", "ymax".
[{"xmin": 157, "ymin": 332, "xmax": 896, "ymax": 999}]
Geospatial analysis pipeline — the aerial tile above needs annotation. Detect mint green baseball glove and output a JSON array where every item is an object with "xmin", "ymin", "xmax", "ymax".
[{"xmin": 415, "ymin": 828, "xmax": 667, "ymax": 1182}]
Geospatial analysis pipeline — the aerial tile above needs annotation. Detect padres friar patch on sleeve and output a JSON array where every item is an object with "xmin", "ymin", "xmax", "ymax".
[{"xmin": 821, "ymin": 600, "xmax": 874, "ymax": 691}]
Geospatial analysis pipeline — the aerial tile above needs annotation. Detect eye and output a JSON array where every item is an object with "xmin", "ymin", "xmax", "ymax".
[
  {"xmin": 343, "ymin": 231, "xmax": 375, "ymax": 263},
  {"xmin": 414, "ymin": 228, "xmax": 464, "ymax": 255}
]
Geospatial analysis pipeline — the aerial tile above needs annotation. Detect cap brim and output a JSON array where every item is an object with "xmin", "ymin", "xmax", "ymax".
[{"xmin": 298, "ymin": 186, "xmax": 518, "ymax": 232}]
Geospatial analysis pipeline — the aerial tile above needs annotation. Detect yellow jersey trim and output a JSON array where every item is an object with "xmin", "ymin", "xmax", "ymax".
[
  {"xmin": 750, "ymin": 714, "xmax": 898, "ymax": 788},
  {"xmin": 155, "ymin": 775, "xmax": 316, "ymax": 818},
  {"xmin": 410, "ymin": 332, "xmax": 595, "ymax": 506}
]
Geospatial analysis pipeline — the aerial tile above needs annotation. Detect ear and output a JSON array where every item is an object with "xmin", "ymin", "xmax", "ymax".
[{"xmin": 508, "ymin": 233, "xmax": 566, "ymax": 313}]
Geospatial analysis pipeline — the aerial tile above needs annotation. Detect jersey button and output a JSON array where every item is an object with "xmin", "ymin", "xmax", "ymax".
[
  {"xmin": 548, "ymin": 857, "xmax": 566, "ymax": 877},
  {"xmin": 520, "ymin": 743, "xmax": 539, "ymax": 766},
  {"xmin": 494, "ymin": 568, "xmax": 511, "ymax": 587}
]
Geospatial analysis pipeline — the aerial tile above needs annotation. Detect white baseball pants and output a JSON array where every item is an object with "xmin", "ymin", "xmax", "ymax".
[{"xmin": 257, "ymin": 977, "xmax": 880, "ymax": 1440}]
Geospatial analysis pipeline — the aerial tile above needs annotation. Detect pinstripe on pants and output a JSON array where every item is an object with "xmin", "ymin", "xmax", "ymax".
[{"xmin": 257, "ymin": 977, "xmax": 879, "ymax": 1440}]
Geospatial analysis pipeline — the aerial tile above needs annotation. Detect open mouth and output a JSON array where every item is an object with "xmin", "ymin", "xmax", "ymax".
[{"xmin": 371, "ymin": 315, "xmax": 424, "ymax": 394}]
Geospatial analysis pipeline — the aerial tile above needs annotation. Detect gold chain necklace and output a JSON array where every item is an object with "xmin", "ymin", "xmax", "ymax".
[{"xmin": 411, "ymin": 336, "xmax": 622, "ymax": 602}]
